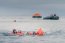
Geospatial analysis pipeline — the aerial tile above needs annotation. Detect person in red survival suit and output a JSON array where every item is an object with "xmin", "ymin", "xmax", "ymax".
[
  {"xmin": 36, "ymin": 28, "xmax": 45, "ymax": 36},
  {"xmin": 16, "ymin": 30, "xmax": 24, "ymax": 36}
]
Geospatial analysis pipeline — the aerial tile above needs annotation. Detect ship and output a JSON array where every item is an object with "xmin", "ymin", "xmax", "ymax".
[
  {"xmin": 43, "ymin": 14, "xmax": 59, "ymax": 20},
  {"xmin": 32, "ymin": 13, "xmax": 42, "ymax": 18}
]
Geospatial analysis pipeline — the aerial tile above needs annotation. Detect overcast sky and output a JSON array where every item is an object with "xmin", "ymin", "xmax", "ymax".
[{"xmin": 0, "ymin": 0, "xmax": 65, "ymax": 16}]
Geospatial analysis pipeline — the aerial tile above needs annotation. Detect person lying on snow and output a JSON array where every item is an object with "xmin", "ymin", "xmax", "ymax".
[
  {"xmin": 16, "ymin": 30, "xmax": 24, "ymax": 36},
  {"xmin": 12, "ymin": 29, "xmax": 24, "ymax": 36}
]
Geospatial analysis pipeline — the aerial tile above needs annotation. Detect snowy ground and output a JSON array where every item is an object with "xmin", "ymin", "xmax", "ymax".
[{"xmin": 0, "ymin": 16, "xmax": 65, "ymax": 43}]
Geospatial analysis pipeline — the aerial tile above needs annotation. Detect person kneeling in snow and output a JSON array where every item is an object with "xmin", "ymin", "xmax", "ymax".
[{"xmin": 13, "ymin": 29, "xmax": 17, "ymax": 34}]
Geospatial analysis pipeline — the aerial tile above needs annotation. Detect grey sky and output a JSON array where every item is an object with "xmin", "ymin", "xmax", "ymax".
[{"xmin": 0, "ymin": 0, "xmax": 65, "ymax": 16}]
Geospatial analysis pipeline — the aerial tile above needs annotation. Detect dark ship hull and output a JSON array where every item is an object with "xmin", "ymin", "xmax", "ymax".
[
  {"xmin": 32, "ymin": 16, "xmax": 42, "ymax": 18},
  {"xmin": 43, "ymin": 15, "xmax": 59, "ymax": 20}
]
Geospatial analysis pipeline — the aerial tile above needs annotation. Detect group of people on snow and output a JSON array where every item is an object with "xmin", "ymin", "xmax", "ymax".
[{"xmin": 12, "ymin": 29, "xmax": 44, "ymax": 36}]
